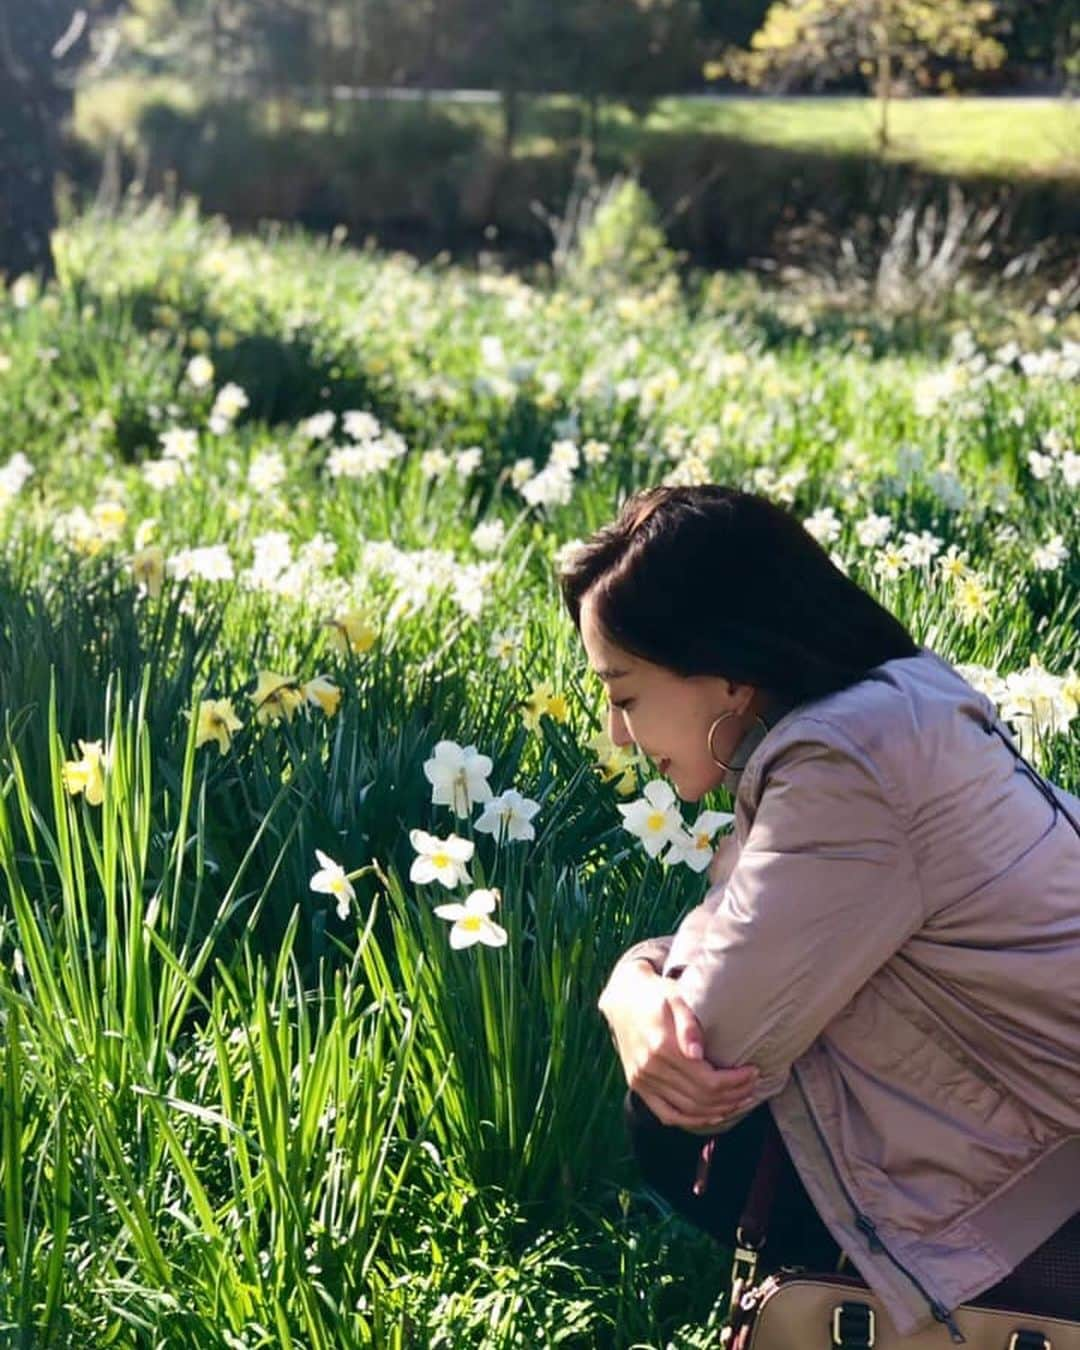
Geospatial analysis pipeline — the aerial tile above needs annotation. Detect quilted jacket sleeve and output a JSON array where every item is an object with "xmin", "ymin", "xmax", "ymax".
[{"xmin": 675, "ymin": 728, "xmax": 925, "ymax": 1125}]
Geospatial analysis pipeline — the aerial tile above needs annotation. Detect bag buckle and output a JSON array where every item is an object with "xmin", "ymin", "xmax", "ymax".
[
  {"xmin": 832, "ymin": 1301, "xmax": 875, "ymax": 1347},
  {"xmin": 723, "ymin": 1232, "xmax": 763, "ymax": 1330},
  {"xmin": 1009, "ymin": 1335, "xmax": 1051, "ymax": 1350},
  {"xmin": 728, "ymin": 1238, "xmax": 760, "ymax": 1297}
]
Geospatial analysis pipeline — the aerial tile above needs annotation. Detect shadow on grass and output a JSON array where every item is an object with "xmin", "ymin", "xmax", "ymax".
[{"xmin": 67, "ymin": 93, "xmax": 1080, "ymax": 272}]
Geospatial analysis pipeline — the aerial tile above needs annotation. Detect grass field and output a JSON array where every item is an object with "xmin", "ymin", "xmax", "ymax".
[
  {"xmin": 627, "ymin": 95, "xmax": 1080, "ymax": 179},
  {"xmin": 0, "ymin": 202, "xmax": 1078, "ymax": 1346},
  {"xmin": 75, "ymin": 79, "xmax": 1080, "ymax": 182}
]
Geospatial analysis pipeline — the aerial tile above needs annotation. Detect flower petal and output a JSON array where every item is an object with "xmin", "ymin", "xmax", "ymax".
[
  {"xmin": 643, "ymin": 779, "xmax": 676, "ymax": 809},
  {"xmin": 478, "ymin": 922, "xmax": 508, "ymax": 947},
  {"xmin": 433, "ymin": 903, "xmax": 468, "ymax": 921},
  {"xmin": 465, "ymin": 889, "xmax": 497, "ymax": 916}
]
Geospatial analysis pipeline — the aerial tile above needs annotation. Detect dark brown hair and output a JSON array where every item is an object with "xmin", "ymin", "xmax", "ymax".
[{"xmin": 560, "ymin": 484, "xmax": 919, "ymax": 706}]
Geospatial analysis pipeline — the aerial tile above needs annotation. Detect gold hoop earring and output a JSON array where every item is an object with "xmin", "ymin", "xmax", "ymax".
[{"xmin": 708, "ymin": 711, "xmax": 769, "ymax": 771}]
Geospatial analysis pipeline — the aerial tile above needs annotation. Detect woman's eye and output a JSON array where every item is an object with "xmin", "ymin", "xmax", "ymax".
[{"xmin": 611, "ymin": 699, "xmax": 633, "ymax": 712}]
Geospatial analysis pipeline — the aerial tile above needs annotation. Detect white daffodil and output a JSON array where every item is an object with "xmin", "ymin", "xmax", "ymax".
[
  {"xmin": 474, "ymin": 788, "xmax": 541, "ymax": 843},
  {"xmin": 999, "ymin": 660, "xmax": 1078, "ymax": 760},
  {"xmin": 422, "ymin": 740, "xmax": 494, "ymax": 818},
  {"xmin": 433, "ymin": 888, "xmax": 508, "ymax": 950},
  {"xmin": 309, "ymin": 848, "xmax": 355, "ymax": 920},
  {"xmin": 409, "ymin": 829, "xmax": 474, "ymax": 889},
  {"xmin": 664, "ymin": 809, "xmax": 735, "ymax": 872},
  {"xmin": 617, "ymin": 779, "xmax": 685, "ymax": 858}
]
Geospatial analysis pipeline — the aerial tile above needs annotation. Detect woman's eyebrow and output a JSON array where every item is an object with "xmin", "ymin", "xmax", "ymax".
[{"xmin": 596, "ymin": 666, "xmax": 630, "ymax": 681}]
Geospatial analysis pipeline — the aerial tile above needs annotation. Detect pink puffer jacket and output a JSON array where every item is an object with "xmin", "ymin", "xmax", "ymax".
[{"xmin": 618, "ymin": 647, "xmax": 1080, "ymax": 1337}]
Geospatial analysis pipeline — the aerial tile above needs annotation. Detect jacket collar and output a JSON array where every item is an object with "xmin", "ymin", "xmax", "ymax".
[{"xmin": 718, "ymin": 693, "xmax": 796, "ymax": 795}]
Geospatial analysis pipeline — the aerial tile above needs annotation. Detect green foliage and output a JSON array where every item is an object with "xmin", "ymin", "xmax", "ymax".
[
  {"xmin": 561, "ymin": 177, "xmax": 683, "ymax": 296},
  {"xmin": 714, "ymin": 0, "xmax": 1011, "ymax": 149},
  {"xmin": 0, "ymin": 202, "xmax": 1077, "ymax": 1343}
]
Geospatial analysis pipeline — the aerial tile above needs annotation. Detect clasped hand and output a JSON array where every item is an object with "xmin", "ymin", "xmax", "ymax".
[{"xmin": 598, "ymin": 959, "xmax": 759, "ymax": 1132}]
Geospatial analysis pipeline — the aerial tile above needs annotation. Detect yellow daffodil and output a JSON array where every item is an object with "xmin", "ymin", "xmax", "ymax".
[
  {"xmin": 251, "ymin": 671, "xmax": 304, "ymax": 725},
  {"xmin": 195, "ymin": 698, "xmax": 243, "ymax": 754},
  {"xmin": 323, "ymin": 611, "xmax": 377, "ymax": 656},
  {"xmin": 545, "ymin": 691, "xmax": 569, "ymax": 723},
  {"xmin": 132, "ymin": 546, "xmax": 165, "ymax": 598},
  {"xmin": 302, "ymin": 675, "xmax": 342, "ymax": 717},
  {"xmin": 133, "ymin": 518, "xmax": 158, "ymax": 550},
  {"xmin": 521, "ymin": 681, "xmax": 570, "ymax": 732},
  {"xmin": 61, "ymin": 739, "xmax": 106, "ymax": 806},
  {"xmin": 586, "ymin": 729, "xmax": 642, "ymax": 796}
]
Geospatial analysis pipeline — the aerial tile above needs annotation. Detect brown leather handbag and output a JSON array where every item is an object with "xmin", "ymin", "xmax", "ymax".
[{"xmin": 719, "ymin": 1116, "xmax": 1080, "ymax": 1349}]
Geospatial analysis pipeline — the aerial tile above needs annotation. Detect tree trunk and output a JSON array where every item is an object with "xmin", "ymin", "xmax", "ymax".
[
  {"xmin": 501, "ymin": 87, "xmax": 520, "ymax": 157},
  {"xmin": 584, "ymin": 92, "xmax": 601, "ymax": 156},
  {"xmin": 0, "ymin": 9, "xmax": 74, "ymax": 281},
  {"xmin": 875, "ymin": 47, "xmax": 893, "ymax": 154},
  {"xmin": 0, "ymin": 1, "xmax": 107, "ymax": 281}
]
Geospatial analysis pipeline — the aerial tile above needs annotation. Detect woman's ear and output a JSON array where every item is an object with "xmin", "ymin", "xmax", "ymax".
[{"xmin": 724, "ymin": 680, "xmax": 757, "ymax": 714}]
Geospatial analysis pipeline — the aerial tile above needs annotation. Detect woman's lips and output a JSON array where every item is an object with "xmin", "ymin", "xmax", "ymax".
[{"xmin": 658, "ymin": 758, "xmax": 671, "ymax": 775}]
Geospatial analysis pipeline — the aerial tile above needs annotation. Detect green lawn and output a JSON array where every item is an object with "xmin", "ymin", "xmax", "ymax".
[
  {"xmin": 76, "ymin": 79, "xmax": 1080, "ymax": 183},
  {"xmin": 631, "ymin": 95, "xmax": 1080, "ymax": 180}
]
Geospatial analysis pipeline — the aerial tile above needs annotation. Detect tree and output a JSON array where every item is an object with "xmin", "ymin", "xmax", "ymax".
[
  {"xmin": 1002, "ymin": 0, "xmax": 1080, "ymax": 90},
  {"xmin": 710, "ymin": 0, "xmax": 1009, "ymax": 152},
  {"xmin": 562, "ymin": 0, "xmax": 703, "ymax": 150},
  {"xmin": 696, "ymin": 0, "xmax": 772, "ymax": 49},
  {"xmin": 0, "ymin": 0, "xmax": 125, "ymax": 281}
]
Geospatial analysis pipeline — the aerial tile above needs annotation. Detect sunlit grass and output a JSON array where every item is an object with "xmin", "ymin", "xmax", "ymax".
[
  {"xmin": 76, "ymin": 78, "xmax": 1080, "ymax": 182},
  {"xmin": 0, "ymin": 201, "xmax": 1077, "ymax": 1344}
]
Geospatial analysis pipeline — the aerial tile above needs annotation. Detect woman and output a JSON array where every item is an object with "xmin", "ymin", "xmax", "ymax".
[{"xmin": 559, "ymin": 484, "xmax": 1080, "ymax": 1338}]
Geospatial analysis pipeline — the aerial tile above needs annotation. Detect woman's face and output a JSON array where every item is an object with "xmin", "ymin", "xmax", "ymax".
[{"xmin": 579, "ymin": 590, "xmax": 758, "ymax": 803}]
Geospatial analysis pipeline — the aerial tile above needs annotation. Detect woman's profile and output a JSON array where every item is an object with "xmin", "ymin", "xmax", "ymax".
[{"xmin": 560, "ymin": 484, "xmax": 1080, "ymax": 1337}]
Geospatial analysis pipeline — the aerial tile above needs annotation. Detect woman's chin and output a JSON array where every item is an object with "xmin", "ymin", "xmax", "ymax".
[
  {"xmin": 675, "ymin": 771, "xmax": 724, "ymax": 803},
  {"xmin": 672, "ymin": 776, "xmax": 702, "ymax": 803}
]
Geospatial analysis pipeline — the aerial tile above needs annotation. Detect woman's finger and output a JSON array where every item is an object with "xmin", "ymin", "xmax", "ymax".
[
  {"xmin": 642, "ymin": 1063, "xmax": 761, "ymax": 1117},
  {"xmin": 667, "ymin": 995, "xmax": 706, "ymax": 1060},
  {"xmin": 634, "ymin": 1061, "xmax": 757, "ymax": 1118},
  {"xmin": 631, "ymin": 1062, "xmax": 724, "ymax": 1118},
  {"xmin": 640, "ymin": 1086, "xmax": 756, "ymax": 1132},
  {"xmin": 645, "ymin": 1051, "xmax": 759, "ymax": 1108}
]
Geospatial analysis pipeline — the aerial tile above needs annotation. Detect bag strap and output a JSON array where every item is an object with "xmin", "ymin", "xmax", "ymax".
[
  {"xmin": 985, "ymin": 717, "xmax": 1080, "ymax": 842},
  {"xmin": 736, "ymin": 1110, "xmax": 788, "ymax": 1251}
]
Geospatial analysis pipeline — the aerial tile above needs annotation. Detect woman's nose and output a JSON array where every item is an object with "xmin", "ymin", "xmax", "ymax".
[{"xmin": 608, "ymin": 706, "xmax": 634, "ymax": 747}]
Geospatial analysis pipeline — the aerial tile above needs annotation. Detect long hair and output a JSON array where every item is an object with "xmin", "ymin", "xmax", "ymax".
[{"xmin": 559, "ymin": 485, "xmax": 919, "ymax": 705}]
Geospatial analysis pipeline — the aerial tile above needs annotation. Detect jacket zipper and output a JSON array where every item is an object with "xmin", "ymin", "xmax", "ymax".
[{"xmin": 792, "ymin": 1067, "xmax": 967, "ymax": 1344}]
